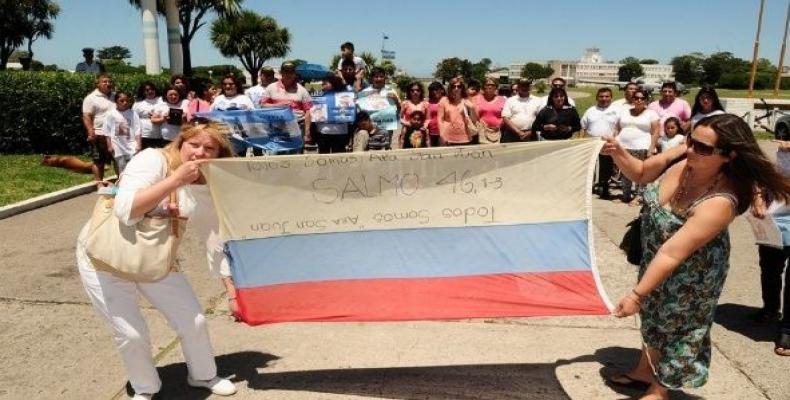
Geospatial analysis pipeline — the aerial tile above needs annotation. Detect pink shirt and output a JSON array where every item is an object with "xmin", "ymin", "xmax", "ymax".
[
  {"xmin": 474, "ymin": 95, "xmax": 506, "ymax": 128},
  {"xmin": 647, "ymin": 98, "xmax": 691, "ymax": 131},
  {"xmin": 400, "ymin": 100, "xmax": 429, "ymax": 127},
  {"xmin": 439, "ymin": 98, "xmax": 470, "ymax": 144},
  {"xmin": 427, "ymin": 101, "xmax": 441, "ymax": 136}
]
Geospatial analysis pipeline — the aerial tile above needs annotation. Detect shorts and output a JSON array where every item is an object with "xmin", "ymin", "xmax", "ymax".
[{"xmin": 90, "ymin": 136, "xmax": 114, "ymax": 164}]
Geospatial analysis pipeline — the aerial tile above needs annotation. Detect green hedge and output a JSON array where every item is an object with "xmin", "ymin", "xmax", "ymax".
[{"xmin": 0, "ymin": 71, "xmax": 170, "ymax": 154}]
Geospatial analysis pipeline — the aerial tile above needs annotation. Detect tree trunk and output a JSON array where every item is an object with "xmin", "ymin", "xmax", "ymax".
[
  {"xmin": 181, "ymin": 37, "xmax": 192, "ymax": 76},
  {"xmin": 0, "ymin": 47, "xmax": 11, "ymax": 70}
]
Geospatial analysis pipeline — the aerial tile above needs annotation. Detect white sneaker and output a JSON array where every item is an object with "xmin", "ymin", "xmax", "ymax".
[
  {"xmin": 130, "ymin": 394, "xmax": 153, "ymax": 400},
  {"xmin": 187, "ymin": 376, "xmax": 237, "ymax": 396}
]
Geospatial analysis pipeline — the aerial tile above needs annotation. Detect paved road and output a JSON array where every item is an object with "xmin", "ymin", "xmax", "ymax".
[{"xmin": 1, "ymin": 145, "xmax": 788, "ymax": 399}]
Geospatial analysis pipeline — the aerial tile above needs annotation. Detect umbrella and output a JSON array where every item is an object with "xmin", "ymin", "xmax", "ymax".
[{"xmin": 295, "ymin": 63, "xmax": 334, "ymax": 81}]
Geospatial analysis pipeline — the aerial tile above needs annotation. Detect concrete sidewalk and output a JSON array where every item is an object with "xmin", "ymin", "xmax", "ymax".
[{"xmin": 0, "ymin": 166, "xmax": 788, "ymax": 398}]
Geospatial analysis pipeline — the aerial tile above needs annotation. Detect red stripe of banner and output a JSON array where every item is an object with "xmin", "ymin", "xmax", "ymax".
[{"xmin": 235, "ymin": 271, "xmax": 609, "ymax": 325}]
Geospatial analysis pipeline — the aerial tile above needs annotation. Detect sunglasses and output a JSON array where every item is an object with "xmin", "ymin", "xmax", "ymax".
[
  {"xmin": 451, "ymin": 84, "xmax": 463, "ymax": 89},
  {"xmin": 687, "ymin": 137, "xmax": 725, "ymax": 156}
]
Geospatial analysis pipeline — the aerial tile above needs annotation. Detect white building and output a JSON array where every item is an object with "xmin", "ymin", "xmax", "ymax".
[{"xmin": 507, "ymin": 48, "xmax": 674, "ymax": 85}]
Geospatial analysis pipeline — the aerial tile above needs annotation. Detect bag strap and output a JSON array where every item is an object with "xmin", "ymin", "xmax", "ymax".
[{"xmin": 169, "ymin": 190, "xmax": 180, "ymax": 238}]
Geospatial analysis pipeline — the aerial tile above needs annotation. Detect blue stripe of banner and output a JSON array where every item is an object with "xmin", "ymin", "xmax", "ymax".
[{"xmin": 227, "ymin": 220, "xmax": 591, "ymax": 289}]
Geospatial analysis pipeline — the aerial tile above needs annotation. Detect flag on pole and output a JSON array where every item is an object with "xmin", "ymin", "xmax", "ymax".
[{"xmin": 204, "ymin": 140, "xmax": 613, "ymax": 325}]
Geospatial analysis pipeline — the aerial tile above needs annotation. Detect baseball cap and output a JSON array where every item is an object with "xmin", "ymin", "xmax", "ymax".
[
  {"xmin": 82, "ymin": 47, "xmax": 94, "ymax": 54},
  {"xmin": 280, "ymin": 62, "xmax": 296, "ymax": 72},
  {"xmin": 517, "ymin": 78, "xmax": 533, "ymax": 86}
]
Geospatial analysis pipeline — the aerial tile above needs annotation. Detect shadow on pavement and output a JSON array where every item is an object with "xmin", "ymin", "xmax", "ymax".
[
  {"xmin": 136, "ymin": 347, "xmax": 705, "ymax": 399},
  {"xmin": 125, "ymin": 351, "xmax": 280, "ymax": 399},
  {"xmin": 715, "ymin": 303, "xmax": 778, "ymax": 343}
]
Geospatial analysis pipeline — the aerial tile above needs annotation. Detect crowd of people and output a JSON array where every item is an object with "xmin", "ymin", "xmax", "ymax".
[{"xmin": 74, "ymin": 41, "xmax": 790, "ymax": 400}]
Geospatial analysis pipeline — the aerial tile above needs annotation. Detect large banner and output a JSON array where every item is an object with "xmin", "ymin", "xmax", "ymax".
[
  {"xmin": 356, "ymin": 87, "xmax": 399, "ymax": 131},
  {"xmin": 311, "ymin": 92, "xmax": 356, "ymax": 124},
  {"xmin": 195, "ymin": 108, "xmax": 302, "ymax": 154},
  {"xmin": 203, "ymin": 140, "xmax": 612, "ymax": 325}
]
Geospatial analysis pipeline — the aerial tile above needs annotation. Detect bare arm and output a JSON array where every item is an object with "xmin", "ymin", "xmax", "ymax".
[
  {"xmin": 615, "ymin": 196, "xmax": 736, "ymax": 316},
  {"xmin": 303, "ymin": 109, "xmax": 312, "ymax": 142},
  {"xmin": 128, "ymin": 160, "xmax": 206, "ymax": 220},
  {"xmin": 82, "ymin": 114, "xmax": 95, "ymax": 141},
  {"xmin": 648, "ymin": 119, "xmax": 660, "ymax": 155},
  {"xmin": 601, "ymin": 137, "xmax": 687, "ymax": 184}
]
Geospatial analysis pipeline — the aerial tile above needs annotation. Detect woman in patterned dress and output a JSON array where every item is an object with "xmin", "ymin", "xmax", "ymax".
[{"xmin": 601, "ymin": 114, "xmax": 790, "ymax": 400}]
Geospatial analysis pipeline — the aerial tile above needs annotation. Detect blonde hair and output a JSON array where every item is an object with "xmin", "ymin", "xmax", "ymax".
[{"xmin": 161, "ymin": 121, "xmax": 234, "ymax": 171}]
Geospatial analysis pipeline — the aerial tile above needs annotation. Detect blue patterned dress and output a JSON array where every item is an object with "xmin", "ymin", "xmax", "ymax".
[{"xmin": 638, "ymin": 184, "xmax": 737, "ymax": 388}]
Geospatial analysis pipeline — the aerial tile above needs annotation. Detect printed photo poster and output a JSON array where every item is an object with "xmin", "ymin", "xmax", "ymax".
[
  {"xmin": 311, "ymin": 92, "xmax": 356, "ymax": 124},
  {"xmin": 195, "ymin": 108, "xmax": 303, "ymax": 154},
  {"xmin": 357, "ymin": 87, "xmax": 399, "ymax": 131}
]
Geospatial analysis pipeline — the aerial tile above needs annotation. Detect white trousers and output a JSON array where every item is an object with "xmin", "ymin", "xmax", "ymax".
[{"xmin": 76, "ymin": 241, "xmax": 217, "ymax": 395}]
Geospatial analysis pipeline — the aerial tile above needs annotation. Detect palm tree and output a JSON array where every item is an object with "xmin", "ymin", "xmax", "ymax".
[
  {"xmin": 23, "ymin": 0, "xmax": 60, "ymax": 66},
  {"xmin": 210, "ymin": 11, "xmax": 289, "ymax": 85},
  {"xmin": 127, "ymin": 0, "xmax": 242, "ymax": 75}
]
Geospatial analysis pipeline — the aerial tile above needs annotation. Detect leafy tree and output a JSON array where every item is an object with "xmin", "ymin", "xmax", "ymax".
[
  {"xmin": 619, "ymin": 56, "xmax": 640, "ymax": 65},
  {"xmin": 618, "ymin": 62, "xmax": 643, "ymax": 82},
  {"xmin": 1, "ymin": 1, "xmax": 59, "ymax": 70},
  {"xmin": 210, "ymin": 10, "xmax": 289, "ymax": 85},
  {"xmin": 328, "ymin": 54, "xmax": 341, "ymax": 71},
  {"xmin": 103, "ymin": 59, "xmax": 145, "ymax": 74},
  {"xmin": 29, "ymin": 59, "xmax": 59, "ymax": 71},
  {"xmin": 97, "ymin": 45, "xmax": 132, "ymax": 61},
  {"xmin": 702, "ymin": 51, "xmax": 748, "ymax": 84},
  {"xmin": 433, "ymin": 57, "xmax": 491, "ymax": 84},
  {"xmin": 128, "ymin": 0, "xmax": 242, "ymax": 75},
  {"xmin": 22, "ymin": 0, "xmax": 59, "ymax": 68},
  {"xmin": 671, "ymin": 52, "xmax": 705, "ymax": 84},
  {"xmin": 434, "ymin": 57, "xmax": 465, "ymax": 83},
  {"xmin": 392, "ymin": 74, "xmax": 418, "ymax": 95},
  {"xmin": 379, "ymin": 59, "xmax": 397, "ymax": 77},
  {"xmin": 520, "ymin": 62, "xmax": 553, "ymax": 80},
  {"xmin": 639, "ymin": 59, "xmax": 658, "ymax": 65}
]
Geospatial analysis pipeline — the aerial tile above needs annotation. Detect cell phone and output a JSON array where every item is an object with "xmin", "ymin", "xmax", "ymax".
[{"xmin": 168, "ymin": 108, "xmax": 184, "ymax": 126}]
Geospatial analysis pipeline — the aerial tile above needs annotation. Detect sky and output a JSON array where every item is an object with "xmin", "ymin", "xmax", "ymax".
[{"xmin": 32, "ymin": 0, "xmax": 790, "ymax": 77}]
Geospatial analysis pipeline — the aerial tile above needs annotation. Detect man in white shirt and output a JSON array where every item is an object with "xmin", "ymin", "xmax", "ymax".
[
  {"xmin": 581, "ymin": 87, "xmax": 619, "ymax": 199},
  {"xmin": 335, "ymin": 42, "xmax": 366, "ymax": 79},
  {"xmin": 501, "ymin": 79, "xmax": 542, "ymax": 142},
  {"xmin": 246, "ymin": 66, "xmax": 277, "ymax": 108},
  {"xmin": 75, "ymin": 47, "xmax": 105, "ymax": 74},
  {"xmin": 82, "ymin": 73, "xmax": 115, "ymax": 182}
]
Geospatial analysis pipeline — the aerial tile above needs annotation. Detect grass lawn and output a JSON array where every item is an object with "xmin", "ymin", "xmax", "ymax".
[{"xmin": 0, "ymin": 155, "xmax": 101, "ymax": 207}]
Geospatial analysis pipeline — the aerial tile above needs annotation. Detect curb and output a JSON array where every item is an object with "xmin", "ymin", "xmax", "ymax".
[{"xmin": 0, "ymin": 180, "xmax": 103, "ymax": 220}]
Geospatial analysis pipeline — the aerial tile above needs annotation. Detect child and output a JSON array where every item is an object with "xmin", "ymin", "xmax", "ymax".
[
  {"xmin": 657, "ymin": 116, "xmax": 685, "ymax": 152},
  {"xmin": 104, "ymin": 91, "xmax": 142, "ymax": 174},
  {"xmin": 352, "ymin": 111, "xmax": 390, "ymax": 151},
  {"xmin": 401, "ymin": 110, "xmax": 429, "ymax": 149}
]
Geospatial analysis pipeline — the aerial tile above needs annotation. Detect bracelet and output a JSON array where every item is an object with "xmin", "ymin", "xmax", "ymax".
[{"xmin": 631, "ymin": 289, "xmax": 647, "ymax": 301}]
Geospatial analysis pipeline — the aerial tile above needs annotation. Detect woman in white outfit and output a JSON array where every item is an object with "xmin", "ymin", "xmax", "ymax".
[{"xmin": 76, "ymin": 122, "xmax": 237, "ymax": 400}]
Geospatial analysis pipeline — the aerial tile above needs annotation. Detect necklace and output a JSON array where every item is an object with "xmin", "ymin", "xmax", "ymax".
[{"xmin": 670, "ymin": 167, "xmax": 722, "ymax": 214}]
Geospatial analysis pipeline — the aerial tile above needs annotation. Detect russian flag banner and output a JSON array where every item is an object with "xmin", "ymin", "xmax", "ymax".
[{"xmin": 203, "ymin": 141, "xmax": 612, "ymax": 325}]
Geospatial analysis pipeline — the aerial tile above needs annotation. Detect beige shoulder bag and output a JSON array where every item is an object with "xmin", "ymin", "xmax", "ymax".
[{"xmin": 84, "ymin": 165, "xmax": 186, "ymax": 282}]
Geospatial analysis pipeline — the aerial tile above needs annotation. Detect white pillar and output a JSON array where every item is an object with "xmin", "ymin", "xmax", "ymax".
[
  {"xmin": 165, "ymin": 0, "xmax": 183, "ymax": 75},
  {"xmin": 141, "ymin": 0, "xmax": 161, "ymax": 75}
]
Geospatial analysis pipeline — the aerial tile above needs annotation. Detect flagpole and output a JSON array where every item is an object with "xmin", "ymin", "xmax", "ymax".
[
  {"xmin": 749, "ymin": 0, "xmax": 766, "ymax": 98},
  {"xmin": 775, "ymin": 0, "xmax": 790, "ymax": 97}
]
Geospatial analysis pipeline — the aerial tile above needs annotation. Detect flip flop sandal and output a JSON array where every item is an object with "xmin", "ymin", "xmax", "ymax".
[
  {"xmin": 606, "ymin": 373, "xmax": 651, "ymax": 391},
  {"xmin": 775, "ymin": 333, "xmax": 790, "ymax": 357}
]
